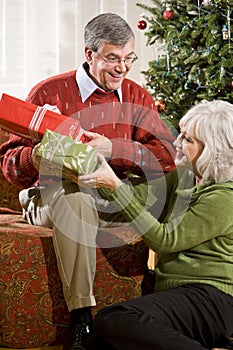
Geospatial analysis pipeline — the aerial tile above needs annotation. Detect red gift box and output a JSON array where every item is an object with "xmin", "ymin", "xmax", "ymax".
[{"xmin": 0, "ymin": 93, "xmax": 85, "ymax": 142}]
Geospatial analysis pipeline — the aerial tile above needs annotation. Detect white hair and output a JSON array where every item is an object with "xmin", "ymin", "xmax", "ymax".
[{"xmin": 179, "ymin": 100, "xmax": 233, "ymax": 183}]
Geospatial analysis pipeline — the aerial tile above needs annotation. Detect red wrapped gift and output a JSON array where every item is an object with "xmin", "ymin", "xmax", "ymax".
[{"xmin": 0, "ymin": 93, "xmax": 85, "ymax": 142}]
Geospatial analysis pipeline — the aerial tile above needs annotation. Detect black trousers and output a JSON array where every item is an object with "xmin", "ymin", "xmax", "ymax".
[{"xmin": 87, "ymin": 284, "xmax": 233, "ymax": 350}]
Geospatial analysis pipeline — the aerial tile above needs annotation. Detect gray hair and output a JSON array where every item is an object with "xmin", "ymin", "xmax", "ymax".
[
  {"xmin": 84, "ymin": 13, "xmax": 135, "ymax": 51},
  {"xmin": 179, "ymin": 100, "xmax": 233, "ymax": 183}
]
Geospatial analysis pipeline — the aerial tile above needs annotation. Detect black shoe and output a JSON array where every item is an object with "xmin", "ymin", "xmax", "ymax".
[
  {"xmin": 69, "ymin": 322, "xmax": 92, "ymax": 350},
  {"xmin": 64, "ymin": 307, "xmax": 93, "ymax": 350}
]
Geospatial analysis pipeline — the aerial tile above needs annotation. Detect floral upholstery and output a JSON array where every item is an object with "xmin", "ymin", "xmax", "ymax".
[
  {"xmin": 0, "ymin": 129, "xmax": 150, "ymax": 349},
  {"xmin": 0, "ymin": 130, "xmax": 22, "ymax": 211}
]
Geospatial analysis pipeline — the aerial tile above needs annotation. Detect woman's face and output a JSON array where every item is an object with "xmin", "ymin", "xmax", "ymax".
[{"xmin": 173, "ymin": 127, "xmax": 204, "ymax": 178}]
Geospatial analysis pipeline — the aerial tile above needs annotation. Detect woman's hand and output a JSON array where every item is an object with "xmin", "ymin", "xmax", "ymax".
[{"xmin": 69, "ymin": 153, "xmax": 122, "ymax": 192}]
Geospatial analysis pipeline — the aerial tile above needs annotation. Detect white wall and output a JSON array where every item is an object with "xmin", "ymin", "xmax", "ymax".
[{"xmin": 0, "ymin": 0, "xmax": 156, "ymax": 99}]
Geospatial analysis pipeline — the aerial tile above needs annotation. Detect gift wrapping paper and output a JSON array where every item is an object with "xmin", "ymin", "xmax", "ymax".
[
  {"xmin": 0, "ymin": 93, "xmax": 84, "ymax": 142},
  {"xmin": 36, "ymin": 129, "xmax": 98, "ymax": 176}
]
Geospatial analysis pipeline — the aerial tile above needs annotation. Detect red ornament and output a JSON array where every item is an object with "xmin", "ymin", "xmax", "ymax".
[
  {"xmin": 163, "ymin": 7, "xmax": 174, "ymax": 20},
  {"xmin": 137, "ymin": 18, "xmax": 147, "ymax": 30},
  {"xmin": 155, "ymin": 99, "xmax": 166, "ymax": 112}
]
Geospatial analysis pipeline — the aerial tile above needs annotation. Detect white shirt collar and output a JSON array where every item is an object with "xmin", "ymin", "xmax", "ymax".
[{"xmin": 76, "ymin": 63, "xmax": 122, "ymax": 103}]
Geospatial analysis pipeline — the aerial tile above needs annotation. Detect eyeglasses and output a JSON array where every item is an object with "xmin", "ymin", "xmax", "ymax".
[{"xmin": 95, "ymin": 51, "xmax": 138, "ymax": 65}]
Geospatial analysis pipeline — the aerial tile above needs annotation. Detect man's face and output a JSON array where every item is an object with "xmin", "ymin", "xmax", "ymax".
[{"xmin": 85, "ymin": 39, "xmax": 136, "ymax": 91}]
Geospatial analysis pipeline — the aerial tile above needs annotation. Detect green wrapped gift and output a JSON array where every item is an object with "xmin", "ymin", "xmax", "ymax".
[{"xmin": 36, "ymin": 129, "xmax": 98, "ymax": 176}]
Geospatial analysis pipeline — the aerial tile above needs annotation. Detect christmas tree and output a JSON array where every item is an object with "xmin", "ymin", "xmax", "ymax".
[{"xmin": 137, "ymin": 0, "xmax": 233, "ymax": 130}]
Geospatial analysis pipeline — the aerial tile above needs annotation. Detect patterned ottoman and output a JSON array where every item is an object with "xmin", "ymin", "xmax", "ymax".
[{"xmin": 0, "ymin": 208, "xmax": 150, "ymax": 349}]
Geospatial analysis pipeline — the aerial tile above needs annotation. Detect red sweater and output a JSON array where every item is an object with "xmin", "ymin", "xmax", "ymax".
[{"xmin": 0, "ymin": 70, "xmax": 176, "ymax": 189}]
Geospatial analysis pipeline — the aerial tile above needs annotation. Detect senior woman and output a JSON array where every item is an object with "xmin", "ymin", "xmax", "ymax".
[{"xmin": 76, "ymin": 100, "xmax": 233, "ymax": 350}]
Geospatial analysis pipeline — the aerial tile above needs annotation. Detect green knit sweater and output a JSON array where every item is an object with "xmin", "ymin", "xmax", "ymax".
[{"xmin": 100, "ymin": 168, "xmax": 233, "ymax": 297}]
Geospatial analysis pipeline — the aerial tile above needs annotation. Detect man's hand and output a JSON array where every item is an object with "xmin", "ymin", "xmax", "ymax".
[
  {"xmin": 31, "ymin": 143, "xmax": 41, "ymax": 172},
  {"xmin": 31, "ymin": 143, "xmax": 59, "ymax": 176},
  {"xmin": 84, "ymin": 130, "xmax": 113, "ymax": 159}
]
